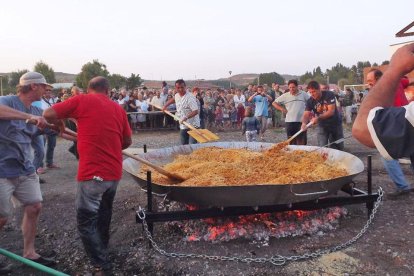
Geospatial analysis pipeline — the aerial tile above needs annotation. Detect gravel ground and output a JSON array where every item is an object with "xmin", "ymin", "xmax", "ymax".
[{"xmin": 1, "ymin": 125, "xmax": 414, "ymax": 275}]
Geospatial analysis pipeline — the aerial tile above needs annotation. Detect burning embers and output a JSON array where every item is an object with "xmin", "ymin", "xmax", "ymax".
[{"xmin": 170, "ymin": 207, "xmax": 347, "ymax": 244}]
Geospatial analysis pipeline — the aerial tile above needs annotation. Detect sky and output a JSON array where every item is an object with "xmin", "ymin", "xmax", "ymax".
[{"xmin": 0, "ymin": 0, "xmax": 413, "ymax": 80}]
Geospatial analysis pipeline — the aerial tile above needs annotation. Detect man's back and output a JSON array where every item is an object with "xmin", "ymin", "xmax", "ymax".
[{"xmin": 52, "ymin": 93, "xmax": 131, "ymax": 181}]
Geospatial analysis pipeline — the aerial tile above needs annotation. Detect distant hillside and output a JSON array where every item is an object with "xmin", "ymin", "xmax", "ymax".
[
  {"xmin": 227, "ymin": 73, "xmax": 258, "ymax": 86},
  {"xmin": 281, "ymin": 74, "xmax": 300, "ymax": 81},
  {"xmin": 220, "ymin": 73, "xmax": 300, "ymax": 86},
  {"xmin": 1, "ymin": 71, "xmax": 299, "ymax": 87},
  {"xmin": 55, "ymin": 72, "xmax": 76, "ymax": 83}
]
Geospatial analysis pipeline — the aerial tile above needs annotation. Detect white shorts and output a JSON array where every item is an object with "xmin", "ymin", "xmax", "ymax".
[{"xmin": 0, "ymin": 173, "xmax": 43, "ymax": 217}]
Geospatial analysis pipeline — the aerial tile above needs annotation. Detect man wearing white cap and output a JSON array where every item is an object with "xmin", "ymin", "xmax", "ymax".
[{"xmin": 0, "ymin": 72, "xmax": 56, "ymax": 269}]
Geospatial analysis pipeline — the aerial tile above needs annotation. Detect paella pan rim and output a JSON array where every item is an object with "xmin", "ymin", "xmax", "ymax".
[{"xmin": 122, "ymin": 142, "xmax": 364, "ymax": 206}]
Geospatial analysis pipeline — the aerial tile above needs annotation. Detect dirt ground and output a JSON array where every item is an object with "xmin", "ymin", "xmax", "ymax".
[{"xmin": 1, "ymin": 126, "xmax": 414, "ymax": 275}]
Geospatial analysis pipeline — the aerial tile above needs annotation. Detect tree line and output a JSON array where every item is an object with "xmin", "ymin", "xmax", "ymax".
[
  {"xmin": 1, "ymin": 58, "xmax": 390, "ymax": 95},
  {"xmin": 1, "ymin": 60, "xmax": 142, "ymax": 94},
  {"xmin": 252, "ymin": 60, "xmax": 389, "ymax": 88}
]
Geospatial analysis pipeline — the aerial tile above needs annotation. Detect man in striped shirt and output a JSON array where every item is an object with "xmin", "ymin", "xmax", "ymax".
[
  {"xmin": 353, "ymin": 43, "xmax": 414, "ymax": 163},
  {"xmin": 163, "ymin": 79, "xmax": 200, "ymax": 145}
]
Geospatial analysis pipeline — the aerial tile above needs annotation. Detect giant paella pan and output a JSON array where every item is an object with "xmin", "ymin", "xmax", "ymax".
[{"xmin": 123, "ymin": 142, "xmax": 364, "ymax": 207}]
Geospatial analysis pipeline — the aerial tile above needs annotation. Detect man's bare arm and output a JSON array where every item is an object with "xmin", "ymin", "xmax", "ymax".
[
  {"xmin": 0, "ymin": 104, "xmax": 48, "ymax": 128},
  {"xmin": 272, "ymin": 102, "xmax": 287, "ymax": 113},
  {"xmin": 122, "ymin": 136, "xmax": 132, "ymax": 150},
  {"xmin": 247, "ymin": 92, "xmax": 258, "ymax": 102},
  {"xmin": 352, "ymin": 43, "xmax": 414, "ymax": 147},
  {"xmin": 162, "ymin": 98, "xmax": 175, "ymax": 111}
]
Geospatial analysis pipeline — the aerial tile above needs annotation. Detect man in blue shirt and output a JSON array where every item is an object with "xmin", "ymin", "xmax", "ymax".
[
  {"xmin": 247, "ymin": 85, "xmax": 273, "ymax": 141},
  {"xmin": 0, "ymin": 72, "xmax": 56, "ymax": 269}
]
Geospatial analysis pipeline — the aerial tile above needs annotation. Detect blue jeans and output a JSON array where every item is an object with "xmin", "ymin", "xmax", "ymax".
[
  {"xmin": 180, "ymin": 129, "xmax": 197, "ymax": 145},
  {"xmin": 76, "ymin": 180, "xmax": 119, "ymax": 270},
  {"xmin": 316, "ymin": 124, "xmax": 344, "ymax": 150},
  {"xmin": 45, "ymin": 133, "xmax": 57, "ymax": 166},
  {"xmin": 381, "ymin": 158, "xmax": 410, "ymax": 191},
  {"xmin": 31, "ymin": 135, "xmax": 44, "ymax": 169}
]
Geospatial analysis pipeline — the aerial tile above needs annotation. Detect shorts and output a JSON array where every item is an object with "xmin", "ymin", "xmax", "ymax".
[{"xmin": 0, "ymin": 173, "xmax": 42, "ymax": 217}]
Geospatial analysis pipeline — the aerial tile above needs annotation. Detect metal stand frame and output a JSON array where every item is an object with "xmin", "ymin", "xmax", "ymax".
[{"xmin": 137, "ymin": 153, "xmax": 378, "ymax": 239}]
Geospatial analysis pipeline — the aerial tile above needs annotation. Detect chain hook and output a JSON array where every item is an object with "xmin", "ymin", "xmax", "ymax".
[{"xmin": 137, "ymin": 206, "xmax": 146, "ymax": 220}]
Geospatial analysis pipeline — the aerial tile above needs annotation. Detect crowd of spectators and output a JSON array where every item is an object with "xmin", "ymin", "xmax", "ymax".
[{"xmin": 50, "ymin": 82, "xmax": 369, "ymax": 134}]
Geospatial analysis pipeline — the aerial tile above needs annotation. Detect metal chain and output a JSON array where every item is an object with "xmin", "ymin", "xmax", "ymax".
[{"xmin": 137, "ymin": 187, "xmax": 383, "ymax": 266}]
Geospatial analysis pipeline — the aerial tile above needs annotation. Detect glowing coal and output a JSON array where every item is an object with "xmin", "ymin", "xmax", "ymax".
[{"xmin": 167, "ymin": 206, "xmax": 347, "ymax": 243}]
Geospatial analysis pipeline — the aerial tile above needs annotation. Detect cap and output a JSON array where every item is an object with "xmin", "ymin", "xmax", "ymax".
[{"xmin": 19, "ymin": 72, "xmax": 53, "ymax": 88}]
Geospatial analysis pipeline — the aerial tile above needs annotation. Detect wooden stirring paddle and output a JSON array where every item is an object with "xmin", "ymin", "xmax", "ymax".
[
  {"xmin": 265, "ymin": 122, "xmax": 313, "ymax": 154},
  {"xmin": 122, "ymin": 151, "xmax": 186, "ymax": 182}
]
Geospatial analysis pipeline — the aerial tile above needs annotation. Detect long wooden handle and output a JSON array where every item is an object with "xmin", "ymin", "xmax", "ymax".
[
  {"xmin": 122, "ymin": 151, "xmax": 185, "ymax": 182},
  {"xmin": 149, "ymin": 103, "xmax": 198, "ymax": 131},
  {"xmin": 26, "ymin": 119, "xmax": 78, "ymax": 138},
  {"xmin": 287, "ymin": 121, "xmax": 313, "ymax": 143}
]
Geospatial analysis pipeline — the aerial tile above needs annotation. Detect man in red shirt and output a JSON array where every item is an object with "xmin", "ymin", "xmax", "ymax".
[{"xmin": 43, "ymin": 76, "xmax": 132, "ymax": 274}]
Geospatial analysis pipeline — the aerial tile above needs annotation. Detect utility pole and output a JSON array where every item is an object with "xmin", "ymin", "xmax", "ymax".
[{"xmin": 229, "ymin": 71, "xmax": 232, "ymax": 89}]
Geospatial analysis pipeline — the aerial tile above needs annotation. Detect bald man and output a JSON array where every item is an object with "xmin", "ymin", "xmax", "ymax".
[{"xmin": 44, "ymin": 77, "xmax": 132, "ymax": 274}]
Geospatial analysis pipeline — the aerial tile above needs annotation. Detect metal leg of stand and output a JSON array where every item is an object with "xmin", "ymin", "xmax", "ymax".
[
  {"xmin": 146, "ymin": 171, "xmax": 154, "ymax": 247},
  {"xmin": 143, "ymin": 144, "xmax": 154, "ymax": 247},
  {"xmin": 366, "ymin": 155, "xmax": 374, "ymax": 217}
]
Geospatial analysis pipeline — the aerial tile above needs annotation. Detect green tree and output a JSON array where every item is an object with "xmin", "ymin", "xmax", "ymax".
[
  {"xmin": 381, "ymin": 60, "xmax": 390, "ymax": 65},
  {"xmin": 253, "ymin": 72, "xmax": 285, "ymax": 86},
  {"xmin": 299, "ymin": 71, "xmax": 313, "ymax": 84},
  {"xmin": 0, "ymin": 75, "xmax": 11, "ymax": 95},
  {"xmin": 313, "ymin": 75, "xmax": 327, "ymax": 85},
  {"xmin": 33, "ymin": 61, "xmax": 56, "ymax": 83},
  {"xmin": 346, "ymin": 69, "xmax": 358, "ymax": 84},
  {"xmin": 76, "ymin": 60, "xmax": 109, "ymax": 89},
  {"xmin": 125, "ymin": 73, "xmax": 142, "ymax": 90},
  {"xmin": 313, "ymin": 66, "xmax": 323, "ymax": 77},
  {"xmin": 338, "ymin": 78, "xmax": 352, "ymax": 90},
  {"xmin": 9, "ymin": 69, "xmax": 29, "ymax": 87},
  {"xmin": 355, "ymin": 61, "xmax": 371, "ymax": 84},
  {"xmin": 326, "ymin": 63, "xmax": 350, "ymax": 84},
  {"xmin": 109, "ymin": 74, "xmax": 127, "ymax": 89}
]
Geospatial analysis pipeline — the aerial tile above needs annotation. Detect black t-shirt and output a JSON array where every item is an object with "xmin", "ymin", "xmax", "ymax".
[
  {"xmin": 305, "ymin": 91, "xmax": 340, "ymax": 127},
  {"xmin": 369, "ymin": 105, "xmax": 414, "ymax": 159}
]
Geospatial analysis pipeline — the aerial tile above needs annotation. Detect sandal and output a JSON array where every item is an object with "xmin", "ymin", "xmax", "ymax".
[{"xmin": 29, "ymin": 256, "xmax": 56, "ymax": 267}]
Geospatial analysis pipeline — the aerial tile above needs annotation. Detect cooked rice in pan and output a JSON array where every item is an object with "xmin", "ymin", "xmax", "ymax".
[{"xmin": 140, "ymin": 146, "xmax": 348, "ymax": 186}]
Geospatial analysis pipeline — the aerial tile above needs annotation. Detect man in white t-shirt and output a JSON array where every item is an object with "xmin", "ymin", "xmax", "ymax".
[
  {"xmin": 163, "ymin": 79, "xmax": 200, "ymax": 144},
  {"xmin": 273, "ymin": 79, "xmax": 309, "ymax": 145},
  {"xmin": 150, "ymin": 90, "xmax": 166, "ymax": 128}
]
